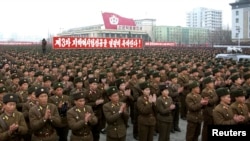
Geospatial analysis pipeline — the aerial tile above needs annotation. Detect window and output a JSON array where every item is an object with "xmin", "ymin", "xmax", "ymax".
[
  {"xmin": 236, "ymin": 11, "xmax": 239, "ymax": 16},
  {"xmin": 235, "ymin": 33, "xmax": 239, "ymax": 38},
  {"xmin": 236, "ymin": 18, "xmax": 239, "ymax": 23}
]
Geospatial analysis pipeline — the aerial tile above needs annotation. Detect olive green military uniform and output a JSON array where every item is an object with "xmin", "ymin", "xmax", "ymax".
[
  {"xmin": 29, "ymin": 103, "xmax": 61, "ymax": 141},
  {"xmin": 0, "ymin": 111, "xmax": 28, "ymax": 141},
  {"xmin": 85, "ymin": 78, "xmax": 106, "ymax": 141},
  {"xmin": 213, "ymin": 88, "xmax": 237, "ymax": 125},
  {"xmin": 185, "ymin": 81, "xmax": 203, "ymax": 141},
  {"xmin": 178, "ymin": 67, "xmax": 190, "ymax": 119},
  {"xmin": 156, "ymin": 95, "xmax": 173, "ymax": 141},
  {"xmin": 0, "ymin": 93, "xmax": 28, "ymax": 141},
  {"xmin": 49, "ymin": 82, "xmax": 71, "ymax": 141},
  {"xmin": 230, "ymin": 89, "xmax": 249, "ymax": 124},
  {"xmin": 103, "ymin": 101, "xmax": 129, "ymax": 141},
  {"xmin": 201, "ymin": 77, "xmax": 218, "ymax": 141},
  {"xmin": 67, "ymin": 105, "xmax": 98, "ymax": 141}
]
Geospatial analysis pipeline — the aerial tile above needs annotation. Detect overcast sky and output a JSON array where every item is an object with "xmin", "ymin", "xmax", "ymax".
[{"xmin": 0, "ymin": 0, "xmax": 235, "ymax": 40}]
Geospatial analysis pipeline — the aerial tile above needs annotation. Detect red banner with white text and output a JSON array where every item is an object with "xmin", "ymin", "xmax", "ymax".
[
  {"xmin": 53, "ymin": 37, "xmax": 143, "ymax": 49},
  {"xmin": 145, "ymin": 42, "xmax": 177, "ymax": 47}
]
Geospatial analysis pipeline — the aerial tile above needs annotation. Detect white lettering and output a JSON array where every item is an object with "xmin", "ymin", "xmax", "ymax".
[{"xmin": 212, "ymin": 129, "xmax": 247, "ymax": 136}]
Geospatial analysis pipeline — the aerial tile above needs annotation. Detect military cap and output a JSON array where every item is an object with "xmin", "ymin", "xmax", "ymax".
[
  {"xmin": 11, "ymin": 73, "xmax": 19, "ymax": 79},
  {"xmin": 203, "ymin": 76, "xmax": 213, "ymax": 84},
  {"xmin": 169, "ymin": 72, "xmax": 178, "ymax": 79},
  {"xmin": 18, "ymin": 78, "xmax": 29, "ymax": 86},
  {"xmin": 3, "ymin": 93, "xmax": 19, "ymax": 104},
  {"xmin": 61, "ymin": 72, "xmax": 69, "ymax": 77},
  {"xmin": 137, "ymin": 73, "xmax": 145, "ymax": 79},
  {"xmin": 0, "ymin": 86, "xmax": 7, "ymax": 93},
  {"xmin": 72, "ymin": 92, "xmax": 86, "ymax": 100},
  {"xmin": 117, "ymin": 71, "xmax": 126, "ymax": 77},
  {"xmin": 87, "ymin": 70, "xmax": 94, "ymax": 75},
  {"xmin": 139, "ymin": 82, "xmax": 150, "ymax": 90},
  {"xmin": 230, "ymin": 68, "xmax": 237, "ymax": 74},
  {"xmin": 243, "ymin": 73, "xmax": 250, "ymax": 80},
  {"xmin": 10, "ymin": 69, "xmax": 17, "ymax": 74},
  {"xmin": 190, "ymin": 68, "xmax": 198, "ymax": 73},
  {"xmin": 44, "ymin": 64, "xmax": 50, "ymax": 69},
  {"xmin": 34, "ymin": 71, "xmax": 44, "ymax": 77},
  {"xmin": 52, "ymin": 63, "xmax": 58, "ymax": 68},
  {"xmin": 106, "ymin": 86, "xmax": 119, "ymax": 96},
  {"xmin": 129, "ymin": 70, "xmax": 137, "ymax": 76},
  {"xmin": 28, "ymin": 67, "xmax": 36, "ymax": 72},
  {"xmin": 231, "ymin": 88, "xmax": 245, "ymax": 97},
  {"xmin": 216, "ymin": 87, "xmax": 230, "ymax": 98},
  {"xmin": 19, "ymin": 62, "xmax": 25, "ymax": 66},
  {"xmin": 189, "ymin": 81, "xmax": 200, "ymax": 89},
  {"xmin": 159, "ymin": 84, "xmax": 169, "ymax": 92},
  {"xmin": 179, "ymin": 66, "xmax": 188, "ymax": 72},
  {"xmin": 0, "ymin": 79, "xmax": 4, "ymax": 84},
  {"xmin": 204, "ymin": 65, "xmax": 211, "ymax": 70},
  {"xmin": 53, "ymin": 82, "xmax": 64, "ymax": 89},
  {"xmin": 35, "ymin": 87, "xmax": 49, "ymax": 97},
  {"xmin": 43, "ymin": 75, "xmax": 52, "ymax": 82},
  {"xmin": 246, "ymin": 88, "xmax": 250, "ymax": 98},
  {"xmin": 76, "ymin": 68, "xmax": 82, "ymax": 73},
  {"xmin": 88, "ymin": 78, "xmax": 98, "ymax": 84},
  {"xmin": 152, "ymin": 72, "xmax": 160, "ymax": 78},
  {"xmin": 22, "ymin": 68, "xmax": 28, "ymax": 73},
  {"xmin": 115, "ymin": 78, "xmax": 125, "ymax": 87},
  {"xmin": 204, "ymin": 71, "xmax": 212, "ymax": 77},
  {"xmin": 230, "ymin": 74, "xmax": 240, "ymax": 82},
  {"xmin": 212, "ymin": 68, "xmax": 220, "ymax": 74},
  {"xmin": 99, "ymin": 73, "xmax": 107, "ymax": 79},
  {"xmin": 28, "ymin": 86, "xmax": 39, "ymax": 94},
  {"xmin": 243, "ymin": 68, "xmax": 249, "ymax": 73},
  {"xmin": 74, "ymin": 77, "xmax": 83, "ymax": 84},
  {"xmin": 171, "ymin": 64, "xmax": 177, "ymax": 69},
  {"xmin": 158, "ymin": 66, "xmax": 165, "ymax": 71}
]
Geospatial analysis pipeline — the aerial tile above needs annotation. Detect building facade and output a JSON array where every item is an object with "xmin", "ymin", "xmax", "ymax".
[
  {"xmin": 186, "ymin": 7, "xmax": 222, "ymax": 31},
  {"xmin": 230, "ymin": 0, "xmax": 250, "ymax": 43},
  {"xmin": 154, "ymin": 26, "xmax": 208, "ymax": 45}
]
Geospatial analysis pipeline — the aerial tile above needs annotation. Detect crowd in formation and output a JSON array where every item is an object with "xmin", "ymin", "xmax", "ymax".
[{"xmin": 0, "ymin": 46, "xmax": 250, "ymax": 141}]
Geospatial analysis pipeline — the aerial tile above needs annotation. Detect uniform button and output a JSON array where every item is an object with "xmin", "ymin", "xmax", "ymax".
[{"xmin": 114, "ymin": 128, "xmax": 117, "ymax": 131}]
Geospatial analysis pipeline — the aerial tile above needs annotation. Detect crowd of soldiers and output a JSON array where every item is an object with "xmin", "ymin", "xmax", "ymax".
[{"xmin": 0, "ymin": 46, "xmax": 250, "ymax": 141}]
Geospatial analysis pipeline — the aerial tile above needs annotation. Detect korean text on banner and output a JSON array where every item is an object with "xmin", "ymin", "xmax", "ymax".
[{"xmin": 52, "ymin": 37, "xmax": 143, "ymax": 49}]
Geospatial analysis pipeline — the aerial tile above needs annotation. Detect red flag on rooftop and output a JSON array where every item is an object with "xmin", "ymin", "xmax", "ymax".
[{"xmin": 102, "ymin": 12, "xmax": 136, "ymax": 29}]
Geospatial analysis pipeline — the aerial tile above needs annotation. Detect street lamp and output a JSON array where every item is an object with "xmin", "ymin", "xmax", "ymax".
[{"xmin": 236, "ymin": 26, "xmax": 240, "ymax": 47}]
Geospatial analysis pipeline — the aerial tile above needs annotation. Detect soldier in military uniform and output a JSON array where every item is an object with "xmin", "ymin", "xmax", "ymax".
[
  {"xmin": 213, "ymin": 68, "xmax": 226, "ymax": 89},
  {"xmin": 67, "ymin": 92, "xmax": 98, "ymax": 141},
  {"xmin": 32, "ymin": 71, "xmax": 44, "ymax": 87},
  {"xmin": 16, "ymin": 78, "xmax": 29, "ymax": 112},
  {"xmin": 168, "ymin": 72, "xmax": 183, "ymax": 133},
  {"xmin": 22, "ymin": 86, "xmax": 38, "ymax": 141},
  {"xmin": 49, "ymin": 82, "xmax": 71, "ymax": 141},
  {"xmin": 29, "ymin": 87, "xmax": 61, "ymax": 141},
  {"xmin": 27, "ymin": 68, "xmax": 36, "ymax": 84},
  {"xmin": 242, "ymin": 73, "xmax": 250, "ymax": 91},
  {"xmin": 230, "ymin": 88, "xmax": 249, "ymax": 124},
  {"xmin": 42, "ymin": 75, "xmax": 54, "ymax": 96},
  {"xmin": 137, "ymin": 81, "xmax": 156, "ymax": 141},
  {"xmin": 150, "ymin": 71, "xmax": 161, "ymax": 97},
  {"xmin": 8, "ymin": 73, "xmax": 20, "ymax": 93},
  {"xmin": 185, "ymin": 81, "xmax": 208, "ymax": 141},
  {"xmin": 85, "ymin": 77, "xmax": 106, "ymax": 141},
  {"xmin": 0, "ymin": 93, "xmax": 28, "ymax": 141},
  {"xmin": 60, "ymin": 72, "xmax": 74, "ymax": 96},
  {"xmin": 230, "ymin": 74, "xmax": 243, "ymax": 103},
  {"xmin": 213, "ymin": 87, "xmax": 245, "ymax": 125},
  {"xmin": 115, "ymin": 78, "xmax": 134, "ymax": 111},
  {"xmin": 201, "ymin": 76, "xmax": 218, "ymax": 141},
  {"xmin": 156, "ymin": 84, "xmax": 175, "ymax": 141},
  {"xmin": 103, "ymin": 86, "xmax": 129, "ymax": 141},
  {"xmin": 178, "ymin": 66, "xmax": 190, "ymax": 120},
  {"xmin": 0, "ymin": 86, "xmax": 8, "ymax": 115}
]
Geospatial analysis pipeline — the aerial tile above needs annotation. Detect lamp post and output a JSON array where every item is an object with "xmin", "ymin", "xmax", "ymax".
[{"xmin": 236, "ymin": 26, "xmax": 240, "ymax": 47}]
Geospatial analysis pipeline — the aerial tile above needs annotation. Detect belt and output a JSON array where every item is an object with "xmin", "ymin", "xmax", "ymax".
[
  {"xmin": 72, "ymin": 131, "xmax": 90, "ymax": 136},
  {"xmin": 34, "ymin": 130, "xmax": 54, "ymax": 138}
]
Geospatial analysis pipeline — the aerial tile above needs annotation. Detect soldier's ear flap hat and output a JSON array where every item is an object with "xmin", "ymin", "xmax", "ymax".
[
  {"xmin": 106, "ymin": 86, "xmax": 119, "ymax": 97},
  {"xmin": 3, "ymin": 93, "xmax": 19, "ymax": 104},
  {"xmin": 35, "ymin": 87, "xmax": 49, "ymax": 97},
  {"xmin": 139, "ymin": 82, "xmax": 150, "ymax": 90},
  {"xmin": 216, "ymin": 87, "xmax": 230, "ymax": 98},
  {"xmin": 72, "ymin": 92, "xmax": 86, "ymax": 100}
]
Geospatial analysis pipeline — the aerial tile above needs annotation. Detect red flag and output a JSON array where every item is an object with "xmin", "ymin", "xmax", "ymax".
[{"xmin": 102, "ymin": 12, "xmax": 136, "ymax": 29}]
